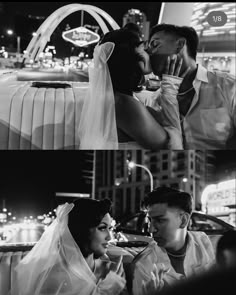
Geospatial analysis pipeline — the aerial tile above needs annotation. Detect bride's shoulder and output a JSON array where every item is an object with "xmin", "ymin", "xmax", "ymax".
[
  {"xmin": 114, "ymin": 91, "xmax": 143, "ymax": 109},
  {"xmin": 114, "ymin": 91, "xmax": 134, "ymax": 103}
]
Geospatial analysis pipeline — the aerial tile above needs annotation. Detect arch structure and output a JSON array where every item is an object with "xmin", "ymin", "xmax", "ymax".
[{"xmin": 24, "ymin": 3, "xmax": 120, "ymax": 62}]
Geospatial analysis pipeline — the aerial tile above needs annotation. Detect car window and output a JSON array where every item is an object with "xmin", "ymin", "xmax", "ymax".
[
  {"xmin": 190, "ymin": 214, "xmax": 225, "ymax": 231},
  {"xmin": 122, "ymin": 216, "xmax": 139, "ymax": 231}
]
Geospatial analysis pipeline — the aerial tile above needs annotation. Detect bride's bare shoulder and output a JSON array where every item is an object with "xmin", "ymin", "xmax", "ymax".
[{"xmin": 114, "ymin": 91, "xmax": 142, "ymax": 108}]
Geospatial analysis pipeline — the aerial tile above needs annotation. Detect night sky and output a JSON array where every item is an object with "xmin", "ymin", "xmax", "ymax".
[
  {"xmin": 0, "ymin": 152, "xmax": 91, "ymax": 217},
  {"xmin": 0, "ymin": 2, "xmax": 161, "ymax": 26}
]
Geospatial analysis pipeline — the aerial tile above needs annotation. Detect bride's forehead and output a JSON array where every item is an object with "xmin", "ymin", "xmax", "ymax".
[{"xmin": 100, "ymin": 213, "xmax": 112, "ymax": 224}]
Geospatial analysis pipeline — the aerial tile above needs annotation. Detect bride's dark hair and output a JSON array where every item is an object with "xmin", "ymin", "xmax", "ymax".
[
  {"xmin": 99, "ymin": 29, "xmax": 143, "ymax": 95},
  {"xmin": 68, "ymin": 198, "xmax": 112, "ymax": 255}
]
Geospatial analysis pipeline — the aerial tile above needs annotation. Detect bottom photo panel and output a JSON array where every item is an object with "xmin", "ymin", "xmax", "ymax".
[{"xmin": 0, "ymin": 150, "xmax": 236, "ymax": 295}]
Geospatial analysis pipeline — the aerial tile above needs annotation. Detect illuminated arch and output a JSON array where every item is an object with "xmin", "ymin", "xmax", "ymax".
[{"xmin": 24, "ymin": 3, "xmax": 120, "ymax": 62}]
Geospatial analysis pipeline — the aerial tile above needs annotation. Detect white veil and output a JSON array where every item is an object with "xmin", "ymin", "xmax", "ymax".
[
  {"xmin": 10, "ymin": 203, "xmax": 125, "ymax": 295},
  {"xmin": 78, "ymin": 42, "xmax": 118, "ymax": 149}
]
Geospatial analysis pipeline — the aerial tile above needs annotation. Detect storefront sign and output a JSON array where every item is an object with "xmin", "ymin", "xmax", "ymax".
[
  {"xmin": 201, "ymin": 179, "xmax": 236, "ymax": 211},
  {"xmin": 62, "ymin": 27, "xmax": 100, "ymax": 47}
]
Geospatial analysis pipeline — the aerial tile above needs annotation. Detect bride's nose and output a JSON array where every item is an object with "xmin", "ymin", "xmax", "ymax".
[{"xmin": 105, "ymin": 229, "xmax": 112, "ymax": 241}]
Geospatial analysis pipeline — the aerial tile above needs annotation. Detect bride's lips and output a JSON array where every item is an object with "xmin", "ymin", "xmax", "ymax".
[{"xmin": 102, "ymin": 243, "xmax": 109, "ymax": 248}]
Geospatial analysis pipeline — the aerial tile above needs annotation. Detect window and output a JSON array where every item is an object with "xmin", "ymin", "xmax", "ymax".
[
  {"xmin": 150, "ymin": 156, "xmax": 157, "ymax": 162},
  {"xmin": 162, "ymin": 175, "xmax": 168, "ymax": 180},
  {"xmin": 150, "ymin": 164, "xmax": 157, "ymax": 173},
  {"xmin": 126, "ymin": 188, "xmax": 131, "ymax": 213},
  {"xmin": 190, "ymin": 213, "xmax": 225, "ymax": 231},
  {"xmin": 122, "ymin": 216, "xmax": 139, "ymax": 231},
  {"xmin": 108, "ymin": 190, "xmax": 112, "ymax": 201},
  {"xmin": 162, "ymin": 162, "xmax": 168, "ymax": 170},
  {"xmin": 191, "ymin": 161, "xmax": 193, "ymax": 169},
  {"xmin": 177, "ymin": 152, "xmax": 185, "ymax": 160},
  {"xmin": 135, "ymin": 188, "xmax": 141, "ymax": 212},
  {"xmin": 115, "ymin": 189, "xmax": 123, "ymax": 219},
  {"xmin": 136, "ymin": 169, "xmax": 142, "ymax": 182},
  {"xmin": 177, "ymin": 174, "xmax": 184, "ymax": 178},
  {"xmin": 162, "ymin": 154, "xmax": 168, "ymax": 160}
]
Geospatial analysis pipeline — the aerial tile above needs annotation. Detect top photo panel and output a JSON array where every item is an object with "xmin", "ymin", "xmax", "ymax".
[{"xmin": 0, "ymin": 2, "xmax": 235, "ymax": 150}]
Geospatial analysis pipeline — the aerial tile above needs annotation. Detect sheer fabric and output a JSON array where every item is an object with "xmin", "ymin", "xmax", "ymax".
[
  {"xmin": 78, "ymin": 42, "xmax": 118, "ymax": 149},
  {"xmin": 10, "ymin": 203, "xmax": 126, "ymax": 295},
  {"xmin": 159, "ymin": 74, "xmax": 184, "ymax": 149}
]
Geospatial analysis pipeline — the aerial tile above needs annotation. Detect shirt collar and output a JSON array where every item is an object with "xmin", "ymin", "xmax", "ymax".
[{"xmin": 195, "ymin": 64, "xmax": 209, "ymax": 84}]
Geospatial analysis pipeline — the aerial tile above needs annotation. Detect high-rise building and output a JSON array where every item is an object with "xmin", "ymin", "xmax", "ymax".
[
  {"xmin": 95, "ymin": 150, "xmax": 216, "ymax": 220},
  {"xmin": 123, "ymin": 9, "xmax": 150, "ymax": 40}
]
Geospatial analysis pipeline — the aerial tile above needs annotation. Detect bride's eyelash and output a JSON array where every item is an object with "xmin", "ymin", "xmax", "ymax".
[
  {"xmin": 98, "ymin": 226, "xmax": 107, "ymax": 231},
  {"xmin": 97, "ymin": 225, "xmax": 113, "ymax": 231}
]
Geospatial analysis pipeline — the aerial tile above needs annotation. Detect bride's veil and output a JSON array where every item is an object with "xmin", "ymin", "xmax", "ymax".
[{"xmin": 78, "ymin": 42, "xmax": 118, "ymax": 149}]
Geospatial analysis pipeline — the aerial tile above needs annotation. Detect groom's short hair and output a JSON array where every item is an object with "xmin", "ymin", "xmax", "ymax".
[
  {"xmin": 144, "ymin": 186, "xmax": 193, "ymax": 214},
  {"xmin": 150, "ymin": 24, "xmax": 199, "ymax": 61}
]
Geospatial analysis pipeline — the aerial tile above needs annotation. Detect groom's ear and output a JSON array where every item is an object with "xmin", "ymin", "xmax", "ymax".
[
  {"xmin": 176, "ymin": 37, "xmax": 186, "ymax": 53},
  {"xmin": 179, "ymin": 212, "xmax": 190, "ymax": 229}
]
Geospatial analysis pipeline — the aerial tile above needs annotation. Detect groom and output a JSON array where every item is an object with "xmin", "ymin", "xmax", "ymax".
[
  {"xmin": 131, "ymin": 186, "xmax": 215, "ymax": 295},
  {"xmin": 137, "ymin": 24, "xmax": 236, "ymax": 150}
]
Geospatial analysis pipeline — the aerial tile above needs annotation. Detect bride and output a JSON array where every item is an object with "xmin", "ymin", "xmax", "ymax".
[
  {"xmin": 10, "ymin": 199, "xmax": 126, "ymax": 295},
  {"xmin": 78, "ymin": 28, "xmax": 189, "ymax": 150}
]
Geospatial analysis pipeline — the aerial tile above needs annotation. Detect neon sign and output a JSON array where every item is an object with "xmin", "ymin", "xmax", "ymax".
[
  {"xmin": 201, "ymin": 179, "xmax": 236, "ymax": 213},
  {"xmin": 62, "ymin": 26, "xmax": 100, "ymax": 47}
]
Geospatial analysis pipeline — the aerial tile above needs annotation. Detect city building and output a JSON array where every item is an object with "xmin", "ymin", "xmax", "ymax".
[
  {"xmin": 123, "ymin": 8, "xmax": 150, "ymax": 40},
  {"xmin": 191, "ymin": 2, "xmax": 236, "ymax": 75},
  {"xmin": 94, "ymin": 151, "xmax": 216, "ymax": 220}
]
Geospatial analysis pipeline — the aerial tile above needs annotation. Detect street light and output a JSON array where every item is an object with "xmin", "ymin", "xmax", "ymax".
[
  {"xmin": 7, "ymin": 30, "xmax": 13, "ymax": 35},
  {"xmin": 128, "ymin": 161, "xmax": 154, "ymax": 192},
  {"xmin": 6, "ymin": 29, "xmax": 21, "ymax": 54}
]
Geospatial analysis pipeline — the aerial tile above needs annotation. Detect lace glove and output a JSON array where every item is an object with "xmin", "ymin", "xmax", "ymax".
[
  {"xmin": 159, "ymin": 74, "xmax": 183, "ymax": 149},
  {"xmin": 94, "ymin": 271, "xmax": 126, "ymax": 295}
]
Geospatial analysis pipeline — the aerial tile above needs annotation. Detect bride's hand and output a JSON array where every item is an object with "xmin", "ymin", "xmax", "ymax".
[
  {"xmin": 164, "ymin": 54, "xmax": 190, "ymax": 78},
  {"xmin": 110, "ymin": 256, "xmax": 123, "ymax": 276}
]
